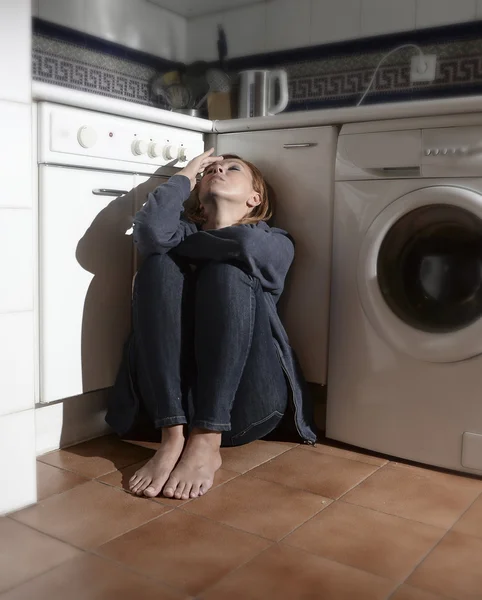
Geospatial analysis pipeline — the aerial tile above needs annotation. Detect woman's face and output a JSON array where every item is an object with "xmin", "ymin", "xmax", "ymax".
[{"xmin": 198, "ymin": 158, "xmax": 261, "ymax": 209}]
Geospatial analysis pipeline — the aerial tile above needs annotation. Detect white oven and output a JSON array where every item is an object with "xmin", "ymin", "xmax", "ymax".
[{"xmin": 37, "ymin": 103, "xmax": 204, "ymax": 404}]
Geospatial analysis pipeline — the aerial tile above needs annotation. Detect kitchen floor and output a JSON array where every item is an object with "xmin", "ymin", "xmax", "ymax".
[{"xmin": 2, "ymin": 436, "xmax": 482, "ymax": 600}]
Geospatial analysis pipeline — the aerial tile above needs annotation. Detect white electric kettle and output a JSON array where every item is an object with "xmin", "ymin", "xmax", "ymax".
[{"xmin": 238, "ymin": 69, "xmax": 289, "ymax": 118}]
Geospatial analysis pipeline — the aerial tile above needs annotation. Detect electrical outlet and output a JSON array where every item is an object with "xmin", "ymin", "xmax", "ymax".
[{"xmin": 410, "ymin": 54, "xmax": 437, "ymax": 82}]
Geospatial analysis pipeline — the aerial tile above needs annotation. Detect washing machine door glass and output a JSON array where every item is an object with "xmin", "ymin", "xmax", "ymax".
[
  {"xmin": 358, "ymin": 185, "xmax": 482, "ymax": 363},
  {"xmin": 378, "ymin": 204, "xmax": 482, "ymax": 333}
]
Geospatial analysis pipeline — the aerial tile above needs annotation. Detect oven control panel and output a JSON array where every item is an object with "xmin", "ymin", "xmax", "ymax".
[{"xmin": 38, "ymin": 103, "xmax": 205, "ymax": 173}]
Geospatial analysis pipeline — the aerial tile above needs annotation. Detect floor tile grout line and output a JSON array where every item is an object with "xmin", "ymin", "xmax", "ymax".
[
  {"xmin": 228, "ymin": 442, "xmax": 301, "ymax": 475},
  {"xmin": 176, "ymin": 505, "xmax": 278, "ymax": 544},
  {"xmin": 192, "ymin": 543, "xmax": 276, "ymax": 599},
  {"xmin": 335, "ymin": 497, "xmax": 454, "ymax": 530},
  {"xmin": 0, "ymin": 548, "xmax": 88, "ymax": 597},
  {"xmin": 87, "ymin": 547, "xmax": 197, "ymax": 598},
  {"xmin": 300, "ymin": 443, "xmax": 390, "ymax": 467},
  {"xmin": 7, "ymin": 484, "xmax": 174, "ymax": 551},
  {"xmin": 386, "ymin": 490, "xmax": 482, "ymax": 600},
  {"xmin": 336, "ymin": 461, "xmax": 390, "ymax": 502}
]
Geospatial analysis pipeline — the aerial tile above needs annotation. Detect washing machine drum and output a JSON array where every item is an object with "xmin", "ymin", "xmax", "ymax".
[{"xmin": 358, "ymin": 185, "xmax": 482, "ymax": 363}]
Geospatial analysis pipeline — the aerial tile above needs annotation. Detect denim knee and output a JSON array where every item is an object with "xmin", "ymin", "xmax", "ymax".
[{"xmin": 196, "ymin": 262, "xmax": 256, "ymax": 291}]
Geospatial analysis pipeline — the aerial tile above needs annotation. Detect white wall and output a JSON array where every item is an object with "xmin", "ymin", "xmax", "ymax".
[
  {"xmin": 0, "ymin": 0, "xmax": 36, "ymax": 514},
  {"xmin": 187, "ymin": 0, "xmax": 482, "ymax": 61},
  {"xmin": 35, "ymin": 0, "xmax": 187, "ymax": 62}
]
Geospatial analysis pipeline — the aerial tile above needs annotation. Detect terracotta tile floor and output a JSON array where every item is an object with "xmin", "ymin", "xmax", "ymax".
[{"xmin": 2, "ymin": 435, "xmax": 482, "ymax": 599}]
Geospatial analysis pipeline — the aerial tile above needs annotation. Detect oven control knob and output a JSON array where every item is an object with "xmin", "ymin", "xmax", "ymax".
[
  {"xmin": 148, "ymin": 142, "xmax": 164, "ymax": 158},
  {"xmin": 163, "ymin": 144, "xmax": 179, "ymax": 161},
  {"xmin": 433, "ymin": 148, "xmax": 440, "ymax": 155},
  {"xmin": 77, "ymin": 126, "xmax": 97, "ymax": 149},
  {"xmin": 178, "ymin": 147, "xmax": 190, "ymax": 163},
  {"xmin": 425, "ymin": 149, "xmax": 432, "ymax": 156},
  {"xmin": 131, "ymin": 139, "xmax": 149, "ymax": 155},
  {"xmin": 459, "ymin": 146, "xmax": 469, "ymax": 154},
  {"xmin": 441, "ymin": 148, "xmax": 449, "ymax": 155}
]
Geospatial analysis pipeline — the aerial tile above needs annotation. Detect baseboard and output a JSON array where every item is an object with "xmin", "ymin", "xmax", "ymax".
[{"xmin": 35, "ymin": 389, "xmax": 112, "ymax": 455}]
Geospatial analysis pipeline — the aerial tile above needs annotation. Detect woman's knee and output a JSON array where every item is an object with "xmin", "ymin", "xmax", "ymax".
[
  {"xmin": 196, "ymin": 262, "xmax": 255, "ymax": 292},
  {"xmin": 136, "ymin": 253, "xmax": 187, "ymax": 291}
]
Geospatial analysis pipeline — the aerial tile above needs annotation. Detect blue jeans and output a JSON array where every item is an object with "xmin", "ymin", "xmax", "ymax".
[{"xmin": 132, "ymin": 253, "xmax": 288, "ymax": 447}]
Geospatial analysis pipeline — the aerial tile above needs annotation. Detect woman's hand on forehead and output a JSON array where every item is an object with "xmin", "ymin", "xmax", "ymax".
[{"xmin": 177, "ymin": 148, "xmax": 223, "ymax": 191}]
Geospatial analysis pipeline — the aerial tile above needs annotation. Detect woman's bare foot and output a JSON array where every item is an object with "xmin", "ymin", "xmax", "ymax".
[
  {"xmin": 129, "ymin": 425, "xmax": 185, "ymax": 497},
  {"xmin": 163, "ymin": 429, "xmax": 222, "ymax": 500}
]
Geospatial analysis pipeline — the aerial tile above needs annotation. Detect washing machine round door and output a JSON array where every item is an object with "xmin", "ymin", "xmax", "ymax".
[{"xmin": 358, "ymin": 185, "xmax": 482, "ymax": 362}]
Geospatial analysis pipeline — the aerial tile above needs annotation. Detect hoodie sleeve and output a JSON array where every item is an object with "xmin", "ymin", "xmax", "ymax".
[
  {"xmin": 133, "ymin": 175, "xmax": 195, "ymax": 257},
  {"xmin": 173, "ymin": 224, "xmax": 295, "ymax": 297}
]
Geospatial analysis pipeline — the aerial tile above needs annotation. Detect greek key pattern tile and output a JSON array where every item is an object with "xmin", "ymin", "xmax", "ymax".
[
  {"xmin": 32, "ymin": 33, "xmax": 166, "ymax": 108},
  {"xmin": 288, "ymin": 54, "xmax": 482, "ymax": 107}
]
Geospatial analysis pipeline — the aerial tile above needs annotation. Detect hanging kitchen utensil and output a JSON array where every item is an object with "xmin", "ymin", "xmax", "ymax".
[
  {"xmin": 165, "ymin": 83, "xmax": 192, "ymax": 110},
  {"xmin": 195, "ymin": 68, "xmax": 231, "ymax": 110}
]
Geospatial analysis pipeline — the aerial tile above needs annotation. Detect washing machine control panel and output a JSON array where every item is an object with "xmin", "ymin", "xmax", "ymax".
[{"xmin": 423, "ymin": 126, "xmax": 482, "ymax": 176}]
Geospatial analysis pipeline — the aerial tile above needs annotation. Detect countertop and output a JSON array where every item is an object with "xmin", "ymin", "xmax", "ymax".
[{"xmin": 33, "ymin": 81, "xmax": 482, "ymax": 133}]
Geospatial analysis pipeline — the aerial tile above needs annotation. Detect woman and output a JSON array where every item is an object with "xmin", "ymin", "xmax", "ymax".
[{"xmin": 106, "ymin": 149, "xmax": 317, "ymax": 501}]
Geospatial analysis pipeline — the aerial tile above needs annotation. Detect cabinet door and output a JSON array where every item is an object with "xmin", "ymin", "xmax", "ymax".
[
  {"xmin": 39, "ymin": 166, "xmax": 134, "ymax": 403},
  {"xmin": 216, "ymin": 127, "xmax": 337, "ymax": 384}
]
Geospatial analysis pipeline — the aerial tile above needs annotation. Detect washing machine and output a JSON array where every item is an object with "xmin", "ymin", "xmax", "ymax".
[{"xmin": 326, "ymin": 117, "xmax": 482, "ymax": 475}]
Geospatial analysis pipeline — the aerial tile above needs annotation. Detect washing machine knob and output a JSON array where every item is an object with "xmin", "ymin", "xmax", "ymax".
[
  {"xmin": 131, "ymin": 139, "xmax": 149, "ymax": 155},
  {"xmin": 77, "ymin": 126, "xmax": 97, "ymax": 148}
]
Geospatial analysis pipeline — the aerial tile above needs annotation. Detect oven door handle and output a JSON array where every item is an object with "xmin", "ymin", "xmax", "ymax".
[{"xmin": 92, "ymin": 188, "xmax": 129, "ymax": 197}]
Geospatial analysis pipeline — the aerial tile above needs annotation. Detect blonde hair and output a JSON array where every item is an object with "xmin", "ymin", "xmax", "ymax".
[{"xmin": 184, "ymin": 154, "xmax": 274, "ymax": 226}]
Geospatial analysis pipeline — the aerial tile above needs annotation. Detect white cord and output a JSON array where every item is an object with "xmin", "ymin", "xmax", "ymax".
[{"xmin": 357, "ymin": 43, "xmax": 424, "ymax": 107}]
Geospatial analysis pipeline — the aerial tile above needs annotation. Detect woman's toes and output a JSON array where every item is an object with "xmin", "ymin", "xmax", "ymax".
[
  {"xmin": 143, "ymin": 475, "xmax": 168, "ymax": 498},
  {"xmin": 174, "ymin": 483, "xmax": 186, "ymax": 499},
  {"xmin": 190, "ymin": 483, "xmax": 201, "ymax": 498},
  {"xmin": 181, "ymin": 484, "xmax": 192, "ymax": 500},
  {"xmin": 129, "ymin": 473, "xmax": 141, "ymax": 489},
  {"xmin": 133, "ymin": 477, "xmax": 150, "ymax": 495},
  {"xmin": 163, "ymin": 476, "xmax": 178, "ymax": 498}
]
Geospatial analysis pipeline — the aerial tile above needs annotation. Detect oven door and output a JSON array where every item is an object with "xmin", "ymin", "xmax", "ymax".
[{"xmin": 39, "ymin": 165, "xmax": 135, "ymax": 403}]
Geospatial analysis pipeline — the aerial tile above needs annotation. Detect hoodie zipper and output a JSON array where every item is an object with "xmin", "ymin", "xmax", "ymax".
[{"xmin": 274, "ymin": 342, "xmax": 316, "ymax": 446}]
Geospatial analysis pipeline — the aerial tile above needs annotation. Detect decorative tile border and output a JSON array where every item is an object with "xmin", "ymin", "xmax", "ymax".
[
  {"xmin": 33, "ymin": 18, "xmax": 482, "ymax": 113},
  {"xmin": 32, "ymin": 19, "xmax": 176, "ymax": 108}
]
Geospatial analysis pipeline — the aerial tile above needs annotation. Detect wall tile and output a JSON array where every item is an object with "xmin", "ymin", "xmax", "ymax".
[
  {"xmin": 0, "ymin": 0, "xmax": 31, "ymax": 103},
  {"xmin": 32, "ymin": 0, "xmax": 39, "ymax": 18},
  {"xmin": 187, "ymin": 13, "xmax": 220, "ymax": 61},
  {"xmin": 416, "ymin": 0, "xmax": 477, "ymax": 28},
  {"xmin": 266, "ymin": 0, "xmax": 311, "ymax": 52},
  {"xmin": 223, "ymin": 3, "xmax": 267, "ymax": 57},
  {"xmin": 39, "ymin": 0, "xmax": 85, "ymax": 30},
  {"xmin": 361, "ymin": 0, "xmax": 416, "ymax": 35},
  {"xmin": 478, "ymin": 0, "xmax": 482, "ymax": 17},
  {"xmin": 0, "ymin": 102, "xmax": 32, "ymax": 209},
  {"xmin": 311, "ymin": 0, "xmax": 361, "ymax": 45},
  {"xmin": 0, "ymin": 409, "xmax": 37, "ymax": 513},
  {"xmin": 0, "ymin": 312, "xmax": 34, "ymax": 417},
  {"xmin": 0, "ymin": 209, "xmax": 34, "ymax": 313}
]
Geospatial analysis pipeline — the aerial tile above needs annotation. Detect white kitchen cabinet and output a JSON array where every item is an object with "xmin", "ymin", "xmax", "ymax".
[{"xmin": 216, "ymin": 127, "xmax": 337, "ymax": 385}]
